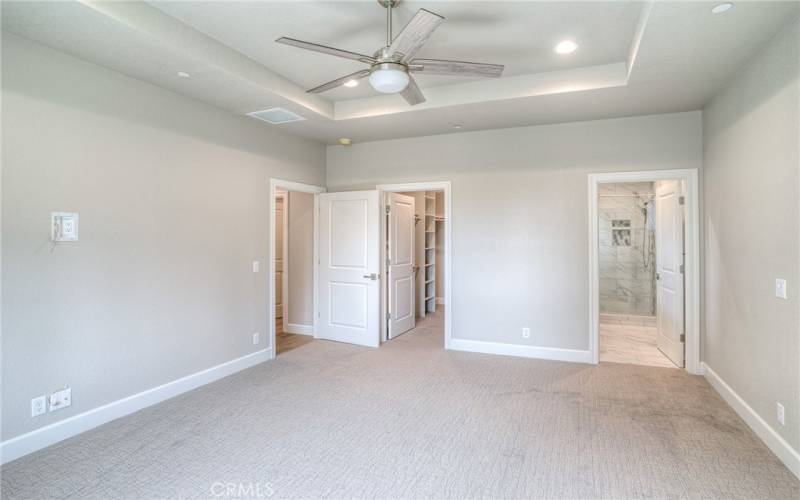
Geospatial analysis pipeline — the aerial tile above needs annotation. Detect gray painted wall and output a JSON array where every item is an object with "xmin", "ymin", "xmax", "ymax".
[
  {"xmin": 703, "ymin": 19, "xmax": 799, "ymax": 451},
  {"xmin": 327, "ymin": 111, "xmax": 703, "ymax": 351},
  {"xmin": 287, "ymin": 191, "xmax": 314, "ymax": 328},
  {"xmin": 1, "ymin": 34, "xmax": 326, "ymax": 440}
]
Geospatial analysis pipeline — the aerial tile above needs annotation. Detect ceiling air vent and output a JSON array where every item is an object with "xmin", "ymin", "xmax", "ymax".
[{"xmin": 247, "ymin": 107, "xmax": 305, "ymax": 125}]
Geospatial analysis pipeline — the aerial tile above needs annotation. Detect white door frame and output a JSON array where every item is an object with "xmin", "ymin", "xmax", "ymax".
[
  {"xmin": 269, "ymin": 178, "xmax": 326, "ymax": 359},
  {"xmin": 588, "ymin": 168, "xmax": 700, "ymax": 374},
  {"xmin": 377, "ymin": 181, "xmax": 452, "ymax": 349},
  {"xmin": 274, "ymin": 190, "xmax": 289, "ymax": 333}
]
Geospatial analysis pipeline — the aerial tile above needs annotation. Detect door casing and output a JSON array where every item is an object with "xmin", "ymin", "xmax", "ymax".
[
  {"xmin": 587, "ymin": 169, "xmax": 700, "ymax": 374},
  {"xmin": 268, "ymin": 179, "xmax": 326, "ymax": 359},
  {"xmin": 377, "ymin": 181, "xmax": 452, "ymax": 349}
]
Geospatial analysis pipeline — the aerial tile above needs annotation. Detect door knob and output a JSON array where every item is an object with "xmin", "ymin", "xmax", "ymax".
[{"xmin": 363, "ymin": 273, "xmax": 378, "ymax": 280}]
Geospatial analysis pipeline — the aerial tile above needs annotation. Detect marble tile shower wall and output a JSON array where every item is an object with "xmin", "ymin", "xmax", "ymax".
[{"xmin": 599, "ymin": 182, "xmax": 656, "ymax": 316}]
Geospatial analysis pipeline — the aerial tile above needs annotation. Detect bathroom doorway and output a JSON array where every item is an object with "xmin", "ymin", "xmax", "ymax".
[
  {"xmin": 597, "ymin": 181, "xmax": 674, "ymax": 367},
  {"xmin": 588, "ymin": 170, "xmax": 701, "ymax": 373}
]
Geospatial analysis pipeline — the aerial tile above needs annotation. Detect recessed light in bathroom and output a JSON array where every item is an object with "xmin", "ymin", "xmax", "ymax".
[
  {"xmin": 338, "ymin": 138, "xmax": 353, "ymax": 146},
  {"xmin": 711, "ymin": 2, "xmax": 733, "ymax": 14},
  {"xmin": 177, "ymin": 71, "xmax": 191, "ymax": 78},
  {"xmin": 452, "ymin": 124, "xmax": 463, "ymax": 129},
  {"xmin": 554, "ymin": 40, "xmax": 578, "ymax": 55}
]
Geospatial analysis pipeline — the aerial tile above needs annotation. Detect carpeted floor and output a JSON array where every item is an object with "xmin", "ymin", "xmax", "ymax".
[{"xmin": 2, "ymin": 310, "xmax": 798, "ymax": 499}]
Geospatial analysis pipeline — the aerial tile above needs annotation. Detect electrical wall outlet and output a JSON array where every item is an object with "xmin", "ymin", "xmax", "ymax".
[
  {"xmin": 253, "ymin": 332, "xmax": 260, "ymax": 345},
  {"xmin": 775, "ymin": 279, "xmax": 787, "ymax": 299},
  {"xmin": 522, "ymin": 327, "xmax": 530, "ymax": 339},
  {"xmin": 31, "ymin": 396, "xmax": 47, "ymax": 417},
  {"xmin": 777, "ymin": 402, "xmax": 785, "ymax": 426},
  {"xmin": 252, "ymin": 261, "xmax": 260, "ymax": 273},
  {"xmin": 49, "ymin": 387, "xmax": 71, "ymax": 412}
]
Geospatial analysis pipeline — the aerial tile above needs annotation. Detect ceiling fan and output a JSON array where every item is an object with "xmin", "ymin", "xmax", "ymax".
[{"xmin": 276, "ymin": 0, "xmax": 504, "ymax": 105}]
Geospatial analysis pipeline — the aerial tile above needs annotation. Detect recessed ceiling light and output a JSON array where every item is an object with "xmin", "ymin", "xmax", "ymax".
[
  {"xmin": 343, "ymin": 79, "xmax": 359, "ymax": 88},
  {"xmin": 554, "ymin": 40, "xmax": 578, "ymax": 55},
  {"xmin": 177, "ymin": 71, "xmax": 191, "ymax": 78},
  {"xmin": 711, "ymin": 2, "xmax": 734, "ymax": 14},
  {"xmin": 452, "ymin": 124, "xmax": 463, "ymax": 129},
  {"xmin": 338, "ymin": 138, "xmax": 352, "ymax": 146}
]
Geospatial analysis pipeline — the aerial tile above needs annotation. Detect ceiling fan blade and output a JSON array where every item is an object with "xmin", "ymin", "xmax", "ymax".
[
  {"xmin": 276, "ymin": 37, "xmax": 375, "ymax": 64},
  {"xmin": 307, "ymin": 70, "xmax": 371, "ymax": 93},
  {"xmin": 400, "ymin": 76, "xmax": 426, "ymax": 106},
  {"xmin": 410, "ymin": 58, "xmax": 504, "ymax": 78},
  {"xmin": 388, "ymin": 9, "xmax": 445, "ymax": 62}
]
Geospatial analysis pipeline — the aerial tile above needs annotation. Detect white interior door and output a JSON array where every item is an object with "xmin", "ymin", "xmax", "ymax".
[
  {"xmin": 318, "ymin": 191, "xmax": 380, "ymax": 347},
  {"xmin": 655, "ymin": 180, "xmax": 685, "ymax": 367},
  {"xmin": 388, "ymin": 193, "xmax": 416, "ymax": 339},
  {"xmin": 275, "ymin": 193, "xmax": 285, "ymax": 322}
]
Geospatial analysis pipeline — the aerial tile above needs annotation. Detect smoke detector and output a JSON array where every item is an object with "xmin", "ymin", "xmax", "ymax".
[{"xmin": 247, "ymin": 107, "xmax": 306, "ymax": 124}]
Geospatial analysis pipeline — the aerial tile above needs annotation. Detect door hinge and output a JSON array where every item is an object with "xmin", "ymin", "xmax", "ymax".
[
  {"xmin": 680, "ymin": 334, "xmax": 686, "ymax": 342},
  {"xmin": 680, "ymin": 264, "xmax": 684, "ymax": 274},
  {"xmin": 387, "ymin": 312, "xmax": 391, "ymax": 320},
  {"xmin": 386, "ymin": 205, "xmax": 391, "ymax": 214},
  {"xmin": 679, "ymin": 196, "xmax": 685, "ymax": 205}
]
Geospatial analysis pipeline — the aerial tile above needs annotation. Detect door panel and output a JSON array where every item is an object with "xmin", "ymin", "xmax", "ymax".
[
  {"xmin": 388, "ymin": 193, "xmax": 416, "ymax": 338},
  {"xmin": 655, "ymin": 180, "xmax": 685, "ymax": 367},
  {"xmin": 318, "ymin": 191, "xmax": 380, "ymax": 347}
]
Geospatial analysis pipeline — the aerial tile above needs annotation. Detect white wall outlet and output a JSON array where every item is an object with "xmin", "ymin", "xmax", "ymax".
[
  {"xmin": 777, "ymin": 402, "xmax": 785, "ymax": 426},
  {"xmin": 51, "ymin": 212, "xmax": 79, "ymax": 242},
  {"xmin": 253, "ymin": 332, "xmax": 260, "ymax": 345},
  {"xmin": 522, "ymin": 327, "xmax": 530, "ymax": 339},
  {"xmin": 775, "ymin": 279, "xmax": 787, "ymax": 299},
  {"xmin": 48, "ymin": 387, "xmax": 71, "ymax": 412},
  {"xmin": 252, "ymin": 261, "xmax": 260, "ymax": 273},
  {"xmin": 31, "ymin": 395, "xmax": 47, "ymax": 417}
]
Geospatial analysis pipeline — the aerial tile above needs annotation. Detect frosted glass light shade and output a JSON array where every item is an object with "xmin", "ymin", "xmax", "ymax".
[{"xmin": 369, "ymin": 68, "xmax": 409, "ymax": 93}]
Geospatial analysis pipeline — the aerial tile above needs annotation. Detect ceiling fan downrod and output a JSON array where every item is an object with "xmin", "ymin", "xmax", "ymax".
[{"xmin": 379, "ymin": 0, "xmax": 402, "ymax": 48}]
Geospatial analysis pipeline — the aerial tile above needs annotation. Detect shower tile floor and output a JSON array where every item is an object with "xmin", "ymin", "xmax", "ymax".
[{"xmin": 599, "ymin": 319, "xmax": 678, "ymax": 369}]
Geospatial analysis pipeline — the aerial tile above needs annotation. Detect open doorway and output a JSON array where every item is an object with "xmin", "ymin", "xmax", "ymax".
[
  {"xmin": 269, "ymin": 179, "xmax": 325, "ymax": 358},
  {"xmin": 378, "ymin": 182, "xmax": 451, "ymax": 349},
  {"xmin": 597, "ymin": 181, "xmax": 678, "ymax": 368},
  {"xmin": 589, "ymin": 170, "xmax": 700, "ymax": 374},
  {"xmin": 311, "ymin": 182, "xmax": 451, "ymax": 351}
]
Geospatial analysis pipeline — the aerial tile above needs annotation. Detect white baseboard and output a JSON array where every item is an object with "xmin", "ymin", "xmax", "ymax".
[
  {"xmin": 436, "ymin": 297, "xmax": 445, "ymax": 306},
  {"xmin": 448, "ymin": 338, "xmax": 592, "ymax": 364},
  {"xmin": 702, "ymin": 363, "xmax": 800, "ymax": 479},
  {"xmin": 0, "ymin": 349, "xmax": 270, "ymax": 465},
  {"xmin": 285, "ymin": 323, "xmax": 314, "ymax": 336}
]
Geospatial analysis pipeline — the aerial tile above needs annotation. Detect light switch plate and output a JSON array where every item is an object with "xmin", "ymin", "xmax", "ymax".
[
  {"xmin": 49, "ymin": 388, "xmax": 72, "ymax": 412},
  {"xmin": 51, "ymin": 212, "xmax": 79, "ymax": 242},
  {"xmin": 253, "ymin": 332, "xmax": 260, "ymax": 345},
  {"xmin": 775, "ymin": 279, "xmax": 787, "ymax": 299},
  {"xmin": 252, "ymin": 261, "xmax": 260, "ymax": 273}
]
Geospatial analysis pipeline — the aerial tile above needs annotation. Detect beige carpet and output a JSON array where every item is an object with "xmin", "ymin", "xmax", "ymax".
[{"xmin": 2, "ymin": 310, "xmax": 798, "ymax": 499}]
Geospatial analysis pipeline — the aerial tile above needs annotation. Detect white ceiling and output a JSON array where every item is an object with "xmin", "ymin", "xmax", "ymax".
[{"xmin": 2, "ymin": 1, "xmax": 798, "ymax": 144}]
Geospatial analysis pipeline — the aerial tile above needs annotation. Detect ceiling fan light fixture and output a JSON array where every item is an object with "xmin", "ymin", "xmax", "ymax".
[
  {"xmin": 369, "ymin": 63, "xmax": 410, "ymax": 94},
  {"xmin": 343, "ymin": 79, "xmax": 359, "ymax": 88}
]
